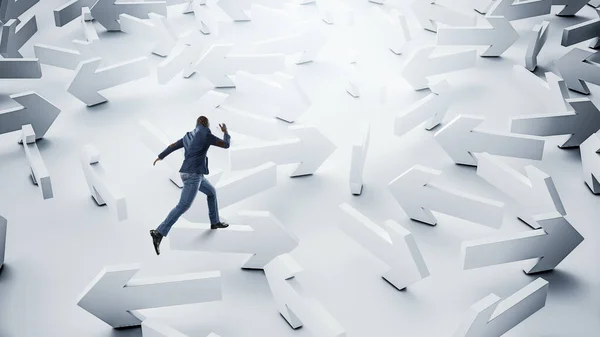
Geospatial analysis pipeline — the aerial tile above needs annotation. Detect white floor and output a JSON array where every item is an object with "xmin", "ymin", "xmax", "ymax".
[{"xmin": 1, "ymin": 0, "xmax": 599, "ymax": 336}]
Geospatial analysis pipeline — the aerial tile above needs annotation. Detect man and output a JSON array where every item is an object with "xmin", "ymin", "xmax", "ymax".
[{"xmin": 149, "ymin": 116, "xmax": 230, "ymax": 255}]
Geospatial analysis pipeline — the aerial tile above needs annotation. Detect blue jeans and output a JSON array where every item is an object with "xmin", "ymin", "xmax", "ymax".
[{"xmin": 156, "ymin": 172, "xmax": 220, "ymax": 236}]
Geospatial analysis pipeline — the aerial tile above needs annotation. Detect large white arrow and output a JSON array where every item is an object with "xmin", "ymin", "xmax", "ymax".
[
  {"xmin": 511, "ymin": 97, "xmax": 600, "ymax": 148},
  {"xmin": 21, "ymin": 124, "xmax": 53, "ymax": 200},
  {"xmin": 119, "ymin": 13, "xmax": 178, "ymax": 57},
  {"xmin": 402, "ymin": 46, "xmax": 476, "ymax": 90},
  {"xmin": 555, "ymin": 47, "xmax": 600, "ymax": 94},
  {"xmin": 561, "ymin": 8, "xmax": 600, "ymax": 48},
  {"xmin": 183, "ymin": 162, "xmax": 277, "ymax": 222},
  {"xmin": 526, "ymin": 20, "xmax": 550, "ymax": 71},
  {"xmin": 0, "ymin": 17, "xmax": 37, "ymax": 58},
  {"xmin": 229, "ymin": 126, "xmax": 335, "ymax": 177},
  {"xmin": 389, "ymin": 165, "xmax": 505, "ymax": 227},
  {"xmin": 512, "ymin": 65, "xmax": 570, "ymax": 114},
  {"xmin": 264, "ymin": 254, "xmax": 345, "ymax": 336},
  {"xmin": 462, "ymin": 213, "xmax": 583, "ymax": 273},
  {"xmin": 138, "ymin": 120, "xmax": 183, "ymax": 188},
  {"xmin": 234, "ymin": 70, "xmax": 311, "ymax": 123},
  {"xmin": 338, "ymin": 203, "xmax": 429, "ymax": 290},
  {"xmin": 0, "ymin": 58, "xmax": 41, "ymax": 78},
  {"xmin": 580, "ymin": 131, "xmax": 600, "ymax": 193},
  {"xmin": 77, "ymin": 264, "xmax": 222, "ymax": 328},
  {"xmin": 475, "ymin": 152, "xmax": 565, "ymax": 228},
  {"xmin": 53, "ymin": 0, "xmax": 96, "ymax": 27},
  {"xmin": 410, "ymin": 0, "xmax": 476, "ymax": 32},
  {"xmin": 0, "ymin": 91, "xmax": 60, "ymax": 140},
  {"xmin": 488, "ymin": 0, "xmax": 551, "ymax": 21},
  {"xmin": 193, "ymin": 44, "xmax": 285, "ymax": 87},
  {"xmin": 453, "ymin": 278, "xmax": 548, "ymax": 337},
  {"xmin": 395, "ymin": 80, "xmax": 451, "ymax": 137},
  {"xmin": 91, "ymin": 0, "xmax": 167, "ymax": 31},
  {"xmin": 437, "ymin": 16, "xmax": 519, "ymax": 57},
  {"xmin": 0, "ymin": 0, "xmax": 38, "ymax": 22},
  {"xmin": 435, "ymin": 115, "xmax": 545, "ymax": 166},
  {"xmin": 68, "ymin": 57, "xmax": 150, "ymax": 106},
  {"xmin": 170, "ymin": 211, "xmax": 298, "ymax": 269},
  {"xmin": 0, "ymin": 216, "xmax": 5, "ymax": 268}
]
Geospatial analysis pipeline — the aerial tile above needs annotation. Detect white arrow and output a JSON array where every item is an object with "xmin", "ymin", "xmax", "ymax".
[
  {"xmin": 389, "ymin": 165, "xmax": 505, "ymax": 227},
  {"xmin": 53, "ymin": 0, "xmax": 96, "ymax": 27},
  {"xmin": 21, "ymin": 124, "xmax": 53, "ymax": 200},
  {"xmin": 119, "ymin": 13, "xmax": 178, "ymax": 57},
  {"xmin": 193, "ymin": 44, "xmax": 285, "ymax": 87},
  {"xmin": 0, "ymin": 17, "xmax": 37, "ymax": 58},
  {"xmin": 511, "ymin": 97, "xmax": 600, "ymax": 148},
  {"xmin": 0, "ymin": 91, "xmax": 60, "ymax": 140},
  {"xmin": 580, "ymin": 131, "xmax": 600, "ymax": 193},
  {"xmin": 264, "ymin": 254, "xmax": 345, "ymax": 336},
  {"xmin": 183, "ymin": 162, "xmax": 277, "ymax": 222},
  {"xmin": 80, "ymin": 144, "xmax": 128, "ymax": 221},
  {"xmin": 170, "ymin": 211, "xmax": 298, "ymax": 269},
  {"xmin": 138, "ymin": 120, "xmax": 184, "ymax": 188},
  {"xmin": 192, "ymin": 0, "xmax": 221, "ymax": 35},
  {"xmin": 435, "ymin": 115, "xmax": 545, "ymax": 166},
  {"xmin": 229, "ymin": 125, "xmax": 335, "ymax": 177},
  {"xmin": 437, "ymin": 16, "xmax": 519, "ymax": 57},
  {"xmin": 475, "ymin": 152, "xmax": 565, "ymax": 229},
  {"xmin": 77, "ymin": 264, "xmax": 221, "ymax": 328},
  {"xmin": 349, "ymin": 124, "xmax": 370, "ymax": 195},
  {"xmin": 453, "ymin": 278, "xmax": 548, "ymax": 337},
  {"xmin": 562, "ymin": 9, "xmax": 600, "ymax": 48},
  {"xmin": 512, "ymin": 65, "xmax": 570, "ymax": 114},
  {"xmin": 0, "ymin": 215, "xmax": 5, "ymax": 268},
  {"xmin": 91, "ymin": 0, "xmax": 167, "ymax": 31},
  {"xmin": 552, "ymin": 0, "xmax": 589, "ymax": 16},
  {"xmin": 488, "ymin": 0, "xmax": 551, "ymax": 21},
  {"xmin": 462, "ymin": 213, "xmax": 583, "ymax": 273},
  {"xmin": 402, "ymin": 46, "xmax": 477, "ymax": 90},
  {"xmin": 68, "ymin": 56, "xmax": 150, "ymax": 106},
  {"xmin": 526, "ymin": 20, "xmax": 549, "ymax": 71},
  {"xmin": 0, "ymin": 0, "xmax": 38, "ymax": 22},
  {"xmin": 234, "ymin": 70, "xmax": 311, "ymax": 123},
  {"xmin": 555, "ymin": 47, "xmax": 600, "ymax": 94},
  {"xmin": 395, "ymin": 80, "xmax": 451, "ymax": 137},
  {"xmin": 338, "ymin": 203, "xmax": 429, "ymax": 290},
  {"xmin": 34, "ymin": 43, "xmax": 92, "ymax": 70},
  {"xmin": 410, "ymin": 0, "xmax": 476, "ymax": 32},
  {"xmin": 0, "ymin": 58, "xmax": 41, "ymax": 78}
]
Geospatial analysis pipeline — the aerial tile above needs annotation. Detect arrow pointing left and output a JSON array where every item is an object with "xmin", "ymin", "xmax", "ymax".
[
  {"xmin": 77, "ymin": 264, "xmax": 222, "ymax": 328},
  {"xmin": 91, "ymin": 0, "xmax": 167, "ymax": 31},
  {"xmin": 462, "ymin": 213, "xmax": 583, "ymax": 274},
  {"xmin": 0, "ymin": 92, "xmax": 60, "ymax": 140},
  {"xmin": 68, "ymin": 57, "xmax": 151, "ymax": 106},
  {"xmin": 402, "ymin": 46, "xmax": 476, "ymax": 90},
  {"xmin": 555, "ymin": 47, "xmax": 600, "ymax": 94}
]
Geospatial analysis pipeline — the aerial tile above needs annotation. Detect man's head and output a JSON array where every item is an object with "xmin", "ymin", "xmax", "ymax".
[{"xmin": 197, "ymin": 116, "xmax": 209, "ymax": 128}]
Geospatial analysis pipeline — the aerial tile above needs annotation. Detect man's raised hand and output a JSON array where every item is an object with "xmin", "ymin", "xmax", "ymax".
[{"xmin": 219, "ymin": 123, "xmax": 228, "ymax": 133}]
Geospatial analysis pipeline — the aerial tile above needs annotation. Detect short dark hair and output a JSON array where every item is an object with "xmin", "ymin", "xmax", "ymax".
[{"xmin": 197, "ymin": 116, "xmax": 208, "ymax": 126}]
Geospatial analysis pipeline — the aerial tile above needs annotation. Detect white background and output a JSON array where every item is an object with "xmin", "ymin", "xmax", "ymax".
[{"xmin": 0, "ymin": 0, "xmax": 599, "ymax": 336}]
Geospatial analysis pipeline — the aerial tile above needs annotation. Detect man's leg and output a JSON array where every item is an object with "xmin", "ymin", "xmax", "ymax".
[{"xmin": 198, "ymin": 175, "xmax": 228, "ymax": 228}]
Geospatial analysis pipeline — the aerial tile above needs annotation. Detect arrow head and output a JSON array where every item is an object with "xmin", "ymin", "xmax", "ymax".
[
  {"xmin": 198, "ymin": 44, "xmax": 236, "ymax": 87},
  {"xmin": 68, "ymin": 57, "xmax": 107, "ymax": 106},
  {"xmin": 434, "ymin": 115, "xmax": 484, "ymax": 166},
  {"xmin": 402, "ymin": 46, "xmax": 435, "ymax": 90},
  {"xmin": 453, "ymin": 293, "xmax": 501, "ymax": 337},
  {"xmin": 560, "ymin": 97, "xmax": 600, "ymax": 147},
  {"xmin": 389, "ymin": 165, "xmax": 439, "ymax": 225},
  {"xmin": 481, "ymin": 16, "xmax": 519, "ymax": 57},
  {"xmin": 9, "ymin": 91, "xmax": 61, "ymax": 140},
  {"xmin": 555, "ymin": 48, "xmax": 595, "ymax": 94},
  {"xmin": 289, "ymin": 125, "xmax": 336, "ymax": 177}
]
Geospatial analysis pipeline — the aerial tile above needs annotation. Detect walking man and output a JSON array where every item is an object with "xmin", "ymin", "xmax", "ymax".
[{"xmin": 150, "ymin": 116, "xmax": 230, "ymax": 255}]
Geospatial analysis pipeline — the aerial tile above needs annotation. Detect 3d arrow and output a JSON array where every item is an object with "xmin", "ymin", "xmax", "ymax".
[
  {"xmin": 435, "ymin": 115, "xmax": 545, "ymax": 166},
  {"xmin": 139, "ymin": 120, "xmax": 183, "ymax": 188},
  {"xmin": 462, "ymin": 213, "xmax": 583, "ymax": 273},
  {"xmin": 526, "ymin": 20, "xmax": 550, "ymax": 71},
  {"xmin": 0, "ymin": 0, "xmax": 38, "ymax": 22},
  {"xmin": 0, "ymin": 17, "xmax": 38, "ymax": 58},
  {"xmin": 264, "ymin": 254, "xmax": 345, "ymax": 336},
  {"xmin": 119, "ymin": 13, "xmax": 178, "ymax": 57},
  {"xmin": 229, "ymin": 125, "xmax": 335, "ymax": 177},
  {"xmin": 511, "ymin": 97, "xmax": 600, "ymax": 148},
  {"xmin": 394, "ymin": 80, "xmax": 451, "ymax": 137},
  {"xmin": 512, "ymin": 65, "xmax": 570, "ymax": 113},
  {"xmin": 437, "ymin": 16, "xmax": 519, "ymax": 57},
  {"xmin": 555, "ymin": 47, "xmax": 600, "ymax": 94},
  {"xmin": 562, "ymin": 8, "xmax": 600, "ymax": 48},
  {"xmin": 183, "ymin": 162, "xmax": 277, "ymax": 222},
  {"xmin": 53, "ymin": 0, "xmax": 96, "ymax": 27},
  {"xmin": 77, "ymin": 264, "xmax": 222, "ymax": 328},
  {"xmin": 170, "ymin": 211, "xmax": 298, "ymax": 269},
  {"xmin": 402, "ymin": 46, "xmax": 477, "ymax": 90},
  {"xmin": 452, "ymin": 278, "xmax": 548, "ymax": 337},
  {"xmin": 91, "ymin": 0, "xmax": 167, "ymax": 31},
  {"xmin": 34, "ymin": 43, "xmax": 92, "ymax": 70},
  {"xmin": 475, "ymin": 152, "xmax": 565, "ymax": 228},
  {"xmin": 388, "ymin": 165, "xmax": 505, "ymax": 227},
  {"xmin": 0, "ymin": 92, "xmax": 60, "ymax": 140},
  {"xmin": 0, "ymin": 215, "xmax": 5, "ymax": 268},
  {"xmin": 580, "ymin": 131, "xmax": 600, "ymax": 193},
  {"xmin": 488, "ymin": 0, "xmax": 551, "ymax": 21},
  {"xmin": 193, "ymin": 44, "xmax": 285, "ymax": 87},
  {"xmin": 234, "ymin": 70, "xmax": 311, "ymax": 123},
  {"xmin": 21, "ymin": 124, "xmax": 53, "ymax": 200},
  {"xmin": 68, "ymin": 56, "xmax": 150, "ymax": 106},
  {"xmin": 339, "ymin": 203, "xmax": 429, "ymax": 290},
  {"xmin": 411, "ymin": 0, "xmax": 476, "ymax": 32},
  {"xmin": 0, "ymin": 58, "xmax": 41, "ymax": 78}
]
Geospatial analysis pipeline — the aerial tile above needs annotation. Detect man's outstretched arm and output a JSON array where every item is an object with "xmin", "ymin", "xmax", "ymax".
[
  {"xmin": 209, "ymin": 123, "xmax": 231, "ymax": 149},
  {"xmin": 154, "ymin": 138, "xmax": 183, "ymax": 165}
]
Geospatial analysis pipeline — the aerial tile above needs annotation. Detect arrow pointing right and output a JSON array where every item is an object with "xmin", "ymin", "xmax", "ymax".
[
  {"xmin": 77, "ymin": 264, "xmax": 222, "ymax": 328},
  {"xmin": 0, "ymin": 92, "xmax": 60, "ymax": 140},
  {"xmin": 453, "ymin": 278, "xmax": 548, "ymax": 337},
  {"xmin": 388, "ymin": 165, "xmax": 505, "ymax": 227},
  {"xmin": 402, "ymin": 46, "xmax": 477, "ymax": 90},
  {"xmin": 580, "ymin": 131, "xmax": 600, "ymax": 193},
  {"xmin": 555, "ymin": 47, "xmax": 600, "ymax": 94}
]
